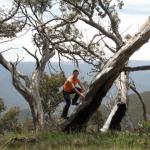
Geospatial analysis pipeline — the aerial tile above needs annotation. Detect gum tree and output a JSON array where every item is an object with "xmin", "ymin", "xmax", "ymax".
[
  {"xmin": 60, "ymin": 0, "xmax": 150, "ymax": 132},
  {"xmin": 0, "ymin": 0, "xmax": 81, "ymax": 131}
]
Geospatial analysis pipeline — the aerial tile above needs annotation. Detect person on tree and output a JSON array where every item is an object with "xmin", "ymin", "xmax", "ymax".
[{"xmin": 61, "ymin": 69, "xmax": 85, "ymax": 119}]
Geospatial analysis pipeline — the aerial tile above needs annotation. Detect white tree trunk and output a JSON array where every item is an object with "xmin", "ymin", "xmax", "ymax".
[
  {"xmin": 101, "ymin": 71, "xmax": 128, "ymax": 132},
  {"xmin": 28, "ymin": 70, "xmax": 44, "ymax": 131},
  {"xmin": 29, "ymin": 94, "xmax": 44, "ymax": 131},
  {"xmin": 0, "ymin": 50, "xmax": 55, "ymax": 131}
]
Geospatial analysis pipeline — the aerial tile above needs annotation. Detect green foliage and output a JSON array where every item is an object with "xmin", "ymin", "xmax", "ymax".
[
  {"xmin": 0, "ymin": 107, "xmax": 20, "ymax": 131},
  {"xmin": 0, "ymin": 97, "xmax": 5, "ymax": 115},
  {"xmin": 19, "ymin": 0, "xmax": 52, "ymax": 14},
  {"xmin": 0, "ymin": 22, "xmax": 21, "ymax": 38},
  {"xmin": 138, "ymin": 121, "xmax": 150, "ymax": 137},
  {"xmin": 39, "ymin": 73, "xmax": 66, "ymax": 117},
  {"xmin": 0, "ymin": 7, "xmax": 24, "ymax": 39}
]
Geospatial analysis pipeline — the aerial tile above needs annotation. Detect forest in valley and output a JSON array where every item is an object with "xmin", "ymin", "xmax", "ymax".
[{"xmin": 0, "ymin": 0, "xmax": 150, "ymax": 149}]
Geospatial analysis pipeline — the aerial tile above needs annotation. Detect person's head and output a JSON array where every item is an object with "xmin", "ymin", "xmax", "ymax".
[{"xmin": 72, "ymin": 69, "xmax": 79, "ymax": 77}]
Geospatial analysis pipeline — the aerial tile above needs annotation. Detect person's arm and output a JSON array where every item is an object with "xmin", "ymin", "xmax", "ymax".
[
  {"xmin": 78, "ymin": 81, "xmax": 85, "ymax": 92},
  {"xmin": 67, "ymin": 80, "xmax": 85, "ymax": 98}
]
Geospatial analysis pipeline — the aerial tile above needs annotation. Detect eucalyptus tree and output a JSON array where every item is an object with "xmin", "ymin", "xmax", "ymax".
[
  {"xmin": 59, "ymin": 0, "xmax": 150, "ymax": 132},
  {"xmin": 0, "ymin": 0, "xmax": 82, "ymax": 131}
]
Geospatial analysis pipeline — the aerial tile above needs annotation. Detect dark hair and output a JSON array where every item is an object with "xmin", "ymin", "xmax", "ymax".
[{"xmin": 73, "ymin": 69, "xmax": 79, "ymax": 73}]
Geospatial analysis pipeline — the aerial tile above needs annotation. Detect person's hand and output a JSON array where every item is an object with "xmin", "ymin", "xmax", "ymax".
[
  {"xmin": 81, "ymin": 89, "xmax": 85, "ymax": 93},
  {"xmin": 80, "ymin": 93, "xmax": 85, "ymax": 98}
]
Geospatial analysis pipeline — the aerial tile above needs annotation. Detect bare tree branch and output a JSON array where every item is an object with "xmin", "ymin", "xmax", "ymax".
[
  {"xmin": 0, "ymin": 0, "xmax": 20, "ymax": 23},
  {"xmin": 80, "ymin": 17, "xmax": 121, "ymax": 46},
  {"xmin": 0, "ymin": 28, "xmax": 30, "ymax": 45},
  {"xmin": 102, "ymin": 39, "xmax": 116, "ymax": 53},
  {"xmin": 0, "ymin": 52, "xmax": 30, "ymax": 93},
  {"xmin": 22, "ymin": 46, "xmax": 40, "ymax": 68},
  {"xmin": 124, "ymin": 65, "xmax": 150, "ymax": 72}
]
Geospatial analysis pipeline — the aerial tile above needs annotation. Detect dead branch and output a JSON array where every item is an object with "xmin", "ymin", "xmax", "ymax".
[
  {"xmin": 22, "ymin": 46, "xmax": 40, "ymax": 67},
  {"xmin": 124, "ymin": 65, "xmax": 150, "ymax": 72},
  {"xmin": 0, "ymin": 53, "xmax": 30, "ymax": 90}
]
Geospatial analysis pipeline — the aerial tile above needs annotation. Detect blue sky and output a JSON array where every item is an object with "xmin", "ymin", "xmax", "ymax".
[{"xmin": 0, "ymin": 0, "xmax": 150, "ymax": 61}]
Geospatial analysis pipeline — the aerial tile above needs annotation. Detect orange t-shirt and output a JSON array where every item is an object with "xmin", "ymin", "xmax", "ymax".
[{"xmin": 63, "ymin": 75, "xmax": 80, "ymax": 92}]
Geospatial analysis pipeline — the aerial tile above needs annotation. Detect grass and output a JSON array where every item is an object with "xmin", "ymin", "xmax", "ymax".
[{"xmin": 0, "ymin": 131, "xmax": 150, "ymax": 150}]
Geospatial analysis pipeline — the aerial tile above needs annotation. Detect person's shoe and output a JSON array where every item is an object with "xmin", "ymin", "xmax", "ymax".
[{"xmin": 72, "ymin": 102, "xmax": 79, "ymax": 105}]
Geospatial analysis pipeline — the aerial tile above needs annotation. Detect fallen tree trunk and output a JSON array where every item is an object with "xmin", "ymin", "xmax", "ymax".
[{"xmin": 62, "ymin": 17, "xmax": 150, "ymax": 132}]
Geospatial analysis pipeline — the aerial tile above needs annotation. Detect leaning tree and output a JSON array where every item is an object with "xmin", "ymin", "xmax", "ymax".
[{"xmin": 59, "ymin": 0, "xmax": 150, "ymax": 132}]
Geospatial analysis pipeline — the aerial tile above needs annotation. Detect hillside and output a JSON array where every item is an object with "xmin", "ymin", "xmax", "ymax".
[{"xmin": 128, "ymin": 91, "xmax": 150, "ymax": 126}]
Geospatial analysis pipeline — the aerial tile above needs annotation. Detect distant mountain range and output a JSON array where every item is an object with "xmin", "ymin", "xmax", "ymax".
[{"xmin": 0, "ymin": 60, "xmax": 150, "ymax": 109}]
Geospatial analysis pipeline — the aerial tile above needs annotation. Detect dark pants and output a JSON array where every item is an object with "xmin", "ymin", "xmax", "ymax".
[{"xmin": 61, "ymin": 87, "xmax": 82, "ymax": 118}]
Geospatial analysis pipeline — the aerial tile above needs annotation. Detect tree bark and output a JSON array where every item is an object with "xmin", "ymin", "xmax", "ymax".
[
  {"xmin": 0, "ymin": 50, "xmax": 55, "ymax": 131},
  {"xmin": 101, "ymin": 71, "xmax": 128, "ymax": 132},
  {"xmin": 99, "ymin": 18, "xmax": 150, "ymax": 132},
  {"xmin": 62, "ymin": 18, "xmax": 150, "ymax": 132},
  {"xmin": 11, "ymin": 67, "xmax": 45, "ymax": 131},
  {"xmin": 101, "ymin": 57, "xmax": 150, "ymax": 132},
  {"xmin": 28, "ymin": 95, "xmax": 44, "ymax": 131}
]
